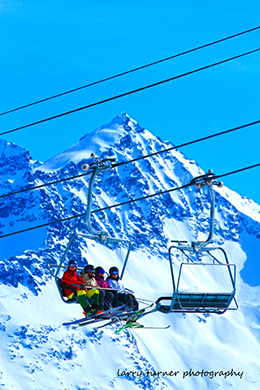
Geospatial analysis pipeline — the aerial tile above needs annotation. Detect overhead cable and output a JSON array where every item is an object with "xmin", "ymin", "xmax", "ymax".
[
  {"xmin": 1, "ymin": 25, "xmax": 260, "ymax": 117},
  {"xmin": 1, "ymin": 161, "xmax": 259, "ymax": 239},
  {"xmin": 1, "ymin": 47, "xmax": 260, "ymax": 137},
  {"xmin": 0, "ymin": 182, "xmax": 189, "ymax": 239},
  {"xmin": 90, "ymin": 162, "xmax": 260, "ymax": 212},
  {"xmin": 113, "ymin": 119, "xmax": 260, "ymax": 168},
  {"xmin": 214, "ymin": 162, "xmax": 260, "ymax": 180},
  {"xmin": 0, "ymin": 169, "xmax": 93, "ymax": 199},
  {"xmin": 1, "ymin": 118, "xmax": 260, "ymax": 199}
]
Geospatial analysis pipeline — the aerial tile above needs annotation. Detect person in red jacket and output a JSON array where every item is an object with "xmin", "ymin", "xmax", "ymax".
[{"xmin": 61, "ymin": 260, "xmax": 100, "ymax": 316}]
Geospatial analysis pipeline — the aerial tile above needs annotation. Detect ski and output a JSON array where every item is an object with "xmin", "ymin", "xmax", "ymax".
[
  {"xmin": 125, "ymin": 324, "xmax": 170, "ymax": 330},
  {"xmin": 62, "ymin": 304, "xmax": 127, "ymax": 326},
  {"xmin": 79, "ymin": 305, "xmax": 137, "ymax": 328},
  {"xmin": 95, "ymin": 318, "xmax": 120, "ymax": 329},
  {"xmin": 78, "ymin": 315, "xmax": 112, "ymax": 327},
  {"xmin": 63, "ymin": 303, "xmax": 165, "ymax": 332},
  {"xmin": 114, "ymin": 305, "xmax": 161, "ymax": 333},
  {"xmin": 78, "ymin": 310, "xmax": 122, "ymax": 328},
  {"xmin": 85, "ymin": 306, "xmax": 137, "ymax": 329}
]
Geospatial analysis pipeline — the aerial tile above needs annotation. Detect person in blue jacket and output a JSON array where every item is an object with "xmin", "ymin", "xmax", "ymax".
[{"xmin": 106, "ymin": 266, "xmax": 138, "ymax": 310}]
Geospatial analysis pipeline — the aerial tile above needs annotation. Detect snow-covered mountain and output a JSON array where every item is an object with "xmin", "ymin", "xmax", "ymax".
[{"xmin": 0, "ymin": 113, "xmax": 260, "ymax": 390}]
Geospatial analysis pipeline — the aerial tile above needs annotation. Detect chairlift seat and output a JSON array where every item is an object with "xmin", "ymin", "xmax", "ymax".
[
  {"xmin": 175, "ymin": 291, "xmax": 234, "ymax": 309},
  {"xmin": 56, "ymin": 278, "xmax": 78, "ymax": 304},
  {"xmin": 157, "ymin": 291, "xmax": 235, "ymax": 313}
]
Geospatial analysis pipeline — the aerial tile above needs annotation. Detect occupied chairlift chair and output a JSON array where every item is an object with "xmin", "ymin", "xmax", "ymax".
[
  {"xmin": 157, "ymin": 170, "xmax": 238, "ymax": 315},
  {"xmin": 48, "ymin": 155, "xmax": 132, "ymax": 304}
]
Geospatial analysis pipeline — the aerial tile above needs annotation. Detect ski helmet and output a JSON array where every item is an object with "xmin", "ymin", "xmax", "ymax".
[
  {"xmin": 95, "ymin": 266, "xmax": 105, "ymax": 275},
  {"xmin": 68, "ymin": 260, "xmax": 77, "ymax": 268},
  {"xmin": 109, "ymin": 266, "xmax": 119, "ymax": 276},
  {"xmin": 84, "ymin": 264, "xmax": 94, "ymax": 273}
]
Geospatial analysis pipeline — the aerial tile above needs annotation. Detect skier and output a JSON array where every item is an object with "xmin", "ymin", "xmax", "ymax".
[
  {"xmin": 106, "ymin": 266, "xmax": 139, "ymax": 310},
  {"xmin": 94, "ymin": 266, "xmax": 120, "ymax": 308},
  {"xmin": 61, "ymin": 260, "xmax": 100, "ymax": 316},
  {"xmin": 81, "ymin": 264, "xmax": 110, "ymax": 311}
]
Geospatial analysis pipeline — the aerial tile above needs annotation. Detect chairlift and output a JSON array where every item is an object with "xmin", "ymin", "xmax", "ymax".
[
  {"xmin": 47, "ymin": 155, "xmax": 132, "ymax": 305},
  {"xmin": 51, "ymin": 165, "xmax": 238, "ymax": 331},
  {"xmin": 157, "ymin": 170, "xmax": 238, "ymax": 315}
]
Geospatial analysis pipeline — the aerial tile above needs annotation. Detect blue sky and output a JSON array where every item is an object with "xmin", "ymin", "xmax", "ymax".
[{"xmin": 1, "ymin": 0, "xmax": 260, "ymax": 204}]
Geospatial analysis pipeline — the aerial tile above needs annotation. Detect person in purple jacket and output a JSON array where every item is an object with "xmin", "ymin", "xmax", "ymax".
[{"xmin": 95, "ymin": 266, "xmax": 120, "ymax": 308}]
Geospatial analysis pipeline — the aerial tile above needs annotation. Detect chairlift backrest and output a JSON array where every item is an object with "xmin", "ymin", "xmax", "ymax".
[{"xmin": 56, "ymin": 278, "xmax": 78, "ymax": 304}]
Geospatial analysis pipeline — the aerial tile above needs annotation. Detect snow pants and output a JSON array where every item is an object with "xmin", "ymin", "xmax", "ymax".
[
  {"xmin": 118, "ymin": 293, "xmax": 139, "ymax": 310},
  {"xmin": 69, "ymin": 289, "xmax": 99, "ymax": 311}
]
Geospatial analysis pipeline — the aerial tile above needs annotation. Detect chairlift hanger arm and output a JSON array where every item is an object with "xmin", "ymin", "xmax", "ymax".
[
  {"xmin": 84, "ymin": 155, "xmax": 116, "ymax": 237},
  {"xmin": 188, "ymin": 170, "xmax": 223, "ymax": 249},
  {"xmin": 83, "ymin": 155, "xmax": 132, "ymax": 280},
  {"xmin": 51, "ymin": 154, "xmax": 133, "ymax": 301},
  {"xmin": 168, "ymin": 170, "xmax": 223, "ymax": 254}
]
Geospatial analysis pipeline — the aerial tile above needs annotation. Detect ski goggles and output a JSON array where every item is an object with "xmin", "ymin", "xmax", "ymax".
[
  {"xmin": 111, "ymin": 270, "xmax": 119, "ymax": 275},
  {"xmin": 97, "ymin": 269, "xmax": 105, "ymax": 274}
]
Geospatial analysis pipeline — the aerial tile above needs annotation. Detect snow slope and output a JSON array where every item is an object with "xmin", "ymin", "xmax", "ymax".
[{"xmin": 0, "ymin": 113, "xmax": 260, "ymax": 389}]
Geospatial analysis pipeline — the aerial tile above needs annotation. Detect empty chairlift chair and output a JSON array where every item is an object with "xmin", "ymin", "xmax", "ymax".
[{"xmin": 157, "ymin": 171, "xmax": 238, "ymax": 315}]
